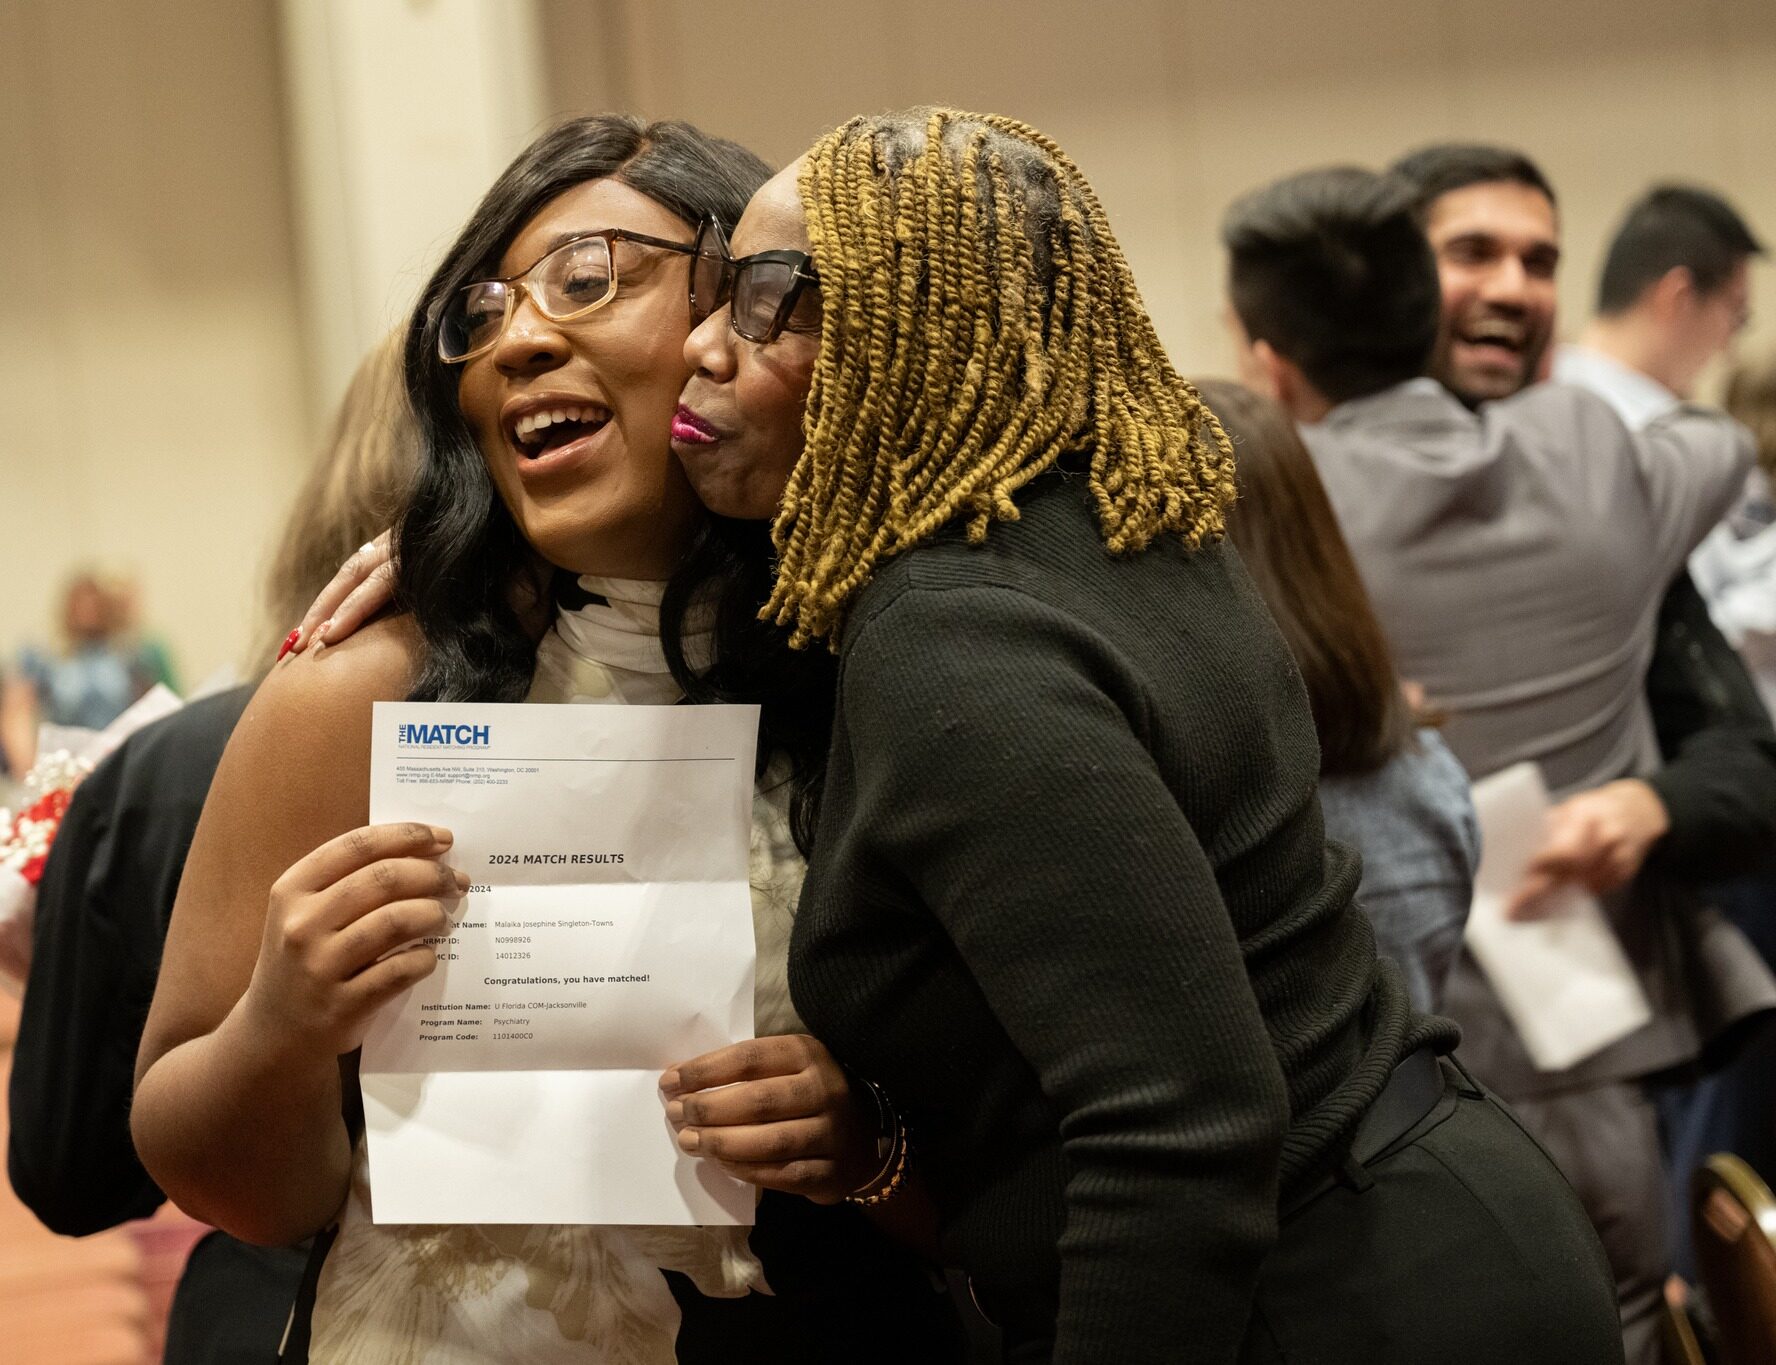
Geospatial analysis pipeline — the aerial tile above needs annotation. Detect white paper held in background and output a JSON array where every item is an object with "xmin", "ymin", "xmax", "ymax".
[{"xmin": 1463, "ymin": 761, "xmax": 1652, "ymax": 1072}]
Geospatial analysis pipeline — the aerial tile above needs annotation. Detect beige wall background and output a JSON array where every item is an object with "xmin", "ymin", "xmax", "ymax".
[
  {"xmin": 544, "ymin": 0, "xmax": 1776, "ymax": 377},
  {"xmin": 5, "ymin": 0, "xmax": 1774, "ymax": 687},
  {"xmin": 1, "ymin": 0, "xmax": 310, "ymax": 690}
]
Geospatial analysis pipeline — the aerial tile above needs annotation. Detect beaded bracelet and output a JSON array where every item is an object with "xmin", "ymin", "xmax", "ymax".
[
  {"xmin": 846, "ymin": 1128, "xmax": 910, "ymax": 1206},
  {"xmin": 844, "ymin": 1075, "xmax": 910, "ymax": 1205}
]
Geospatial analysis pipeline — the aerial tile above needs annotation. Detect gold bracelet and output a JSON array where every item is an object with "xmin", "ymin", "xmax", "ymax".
[
  {"xmin": 845, "ymin": 1127, "xmax": 910, "ymax": 1206},
  {"xmin": 843, "ymin": 1076, "xmax": 909, "ymax": 1205},
  {"xmin": 846, "ymin": 1118, "xmax": 901, "ymax": 1195}
]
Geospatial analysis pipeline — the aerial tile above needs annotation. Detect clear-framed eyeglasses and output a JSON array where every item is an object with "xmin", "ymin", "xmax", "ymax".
[{"xmin": 438, "ymin": 227, "xmax": 697, "ymax": 364}]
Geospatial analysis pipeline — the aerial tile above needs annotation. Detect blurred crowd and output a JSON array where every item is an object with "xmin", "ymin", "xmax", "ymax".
[{"xmin": 1, "ymin": 573, "xmax": 179, "ymax": 789}]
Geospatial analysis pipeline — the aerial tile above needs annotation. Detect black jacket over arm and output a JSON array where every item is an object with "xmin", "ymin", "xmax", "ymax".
[
  {"xmin": 1644, "ymin": 571, "xmax": 1776, "ymax": 879},
  {"xmin": 8, "ymin": 685, "xmax": 251, "ymax": 1232}
]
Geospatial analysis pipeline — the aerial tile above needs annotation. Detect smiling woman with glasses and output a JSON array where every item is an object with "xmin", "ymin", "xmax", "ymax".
[
  {"xmin": 131, "ymin": 113, "xmax": 967, "ymax": 1365},
  {"xmin": 438, "ymin": 227, "xmax": 699, "ymax": 363}
]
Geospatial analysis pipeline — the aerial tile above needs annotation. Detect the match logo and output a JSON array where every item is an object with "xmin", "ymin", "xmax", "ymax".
[{"xmin": 396, "ymin": 723, "xmax": 491, "ymax": 748}]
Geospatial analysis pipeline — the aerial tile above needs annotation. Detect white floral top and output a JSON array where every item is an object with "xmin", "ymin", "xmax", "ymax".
[{"xmin": 301, "ymin": 580, "xmax": 804, "ymax": 1364}]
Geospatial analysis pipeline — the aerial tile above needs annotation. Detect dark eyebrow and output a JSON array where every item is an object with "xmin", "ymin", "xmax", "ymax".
[
  {"xmin": 1438, "ymin": 230, "xmax": 1560, "ymax": 259},
  {"xmin": 1440, "ymin": 232, "xmax": 1502, "ymax": 251},
  {"xmin": 489, "ymin": 227, "xmax": 692, "ymax": 283},
  {"xmin": 496, "ymin": 229, "xmax": 619, "ymax": 273},
  {"xmin": 534, "ymin": 228, "xmax": 694, "ymax": 261}
]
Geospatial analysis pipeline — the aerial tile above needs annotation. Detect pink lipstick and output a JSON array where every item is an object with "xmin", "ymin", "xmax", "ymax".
[{"xmin": 670, "ymin": 405, "xmax": 720, "ymax": 445}]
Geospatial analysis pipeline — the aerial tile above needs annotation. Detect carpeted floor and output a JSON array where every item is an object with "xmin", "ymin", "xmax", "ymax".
[{"xmin": 0, "ymin": 995, "xmax": 204, "ymax": 1364}]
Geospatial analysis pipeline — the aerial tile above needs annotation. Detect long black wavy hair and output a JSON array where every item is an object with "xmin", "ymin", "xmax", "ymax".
[
  {"xmin": 395, "ymin": 114, "xmax": 834, "ymax": 851},
  {"xmin": 662, "ymin": 514, "xmax": 837, "ymax": 856}
]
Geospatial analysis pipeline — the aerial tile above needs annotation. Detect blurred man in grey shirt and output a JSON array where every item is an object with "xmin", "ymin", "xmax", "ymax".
[{"xmin": 1223, "ymin": 164, "xmax": 1766, "ymax": 1365}]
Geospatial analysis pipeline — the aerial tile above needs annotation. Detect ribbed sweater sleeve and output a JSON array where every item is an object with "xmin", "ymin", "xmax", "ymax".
[{"xmin": 835, "ymin": 582, "xmax": 1290, "ymax": 1364}]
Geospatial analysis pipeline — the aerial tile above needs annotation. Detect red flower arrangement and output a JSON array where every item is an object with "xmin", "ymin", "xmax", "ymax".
[
  {"xmin": 6, "ymin": 787, "xmax": 74, "ymax": 885},
  {"xmin": 0, "ymin": 684, "xmax": 185, "ymax": 990},
  {"xmin": 1, "ymin": 750, "xmax": 91, "ymax": 887},
  {"xmin": 1, "ymin": 748, "xmax": 96, "ymax": 987}
]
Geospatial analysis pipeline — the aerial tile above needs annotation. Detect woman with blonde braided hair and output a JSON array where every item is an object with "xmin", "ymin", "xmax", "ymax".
[
  {"xmin": 753, "ymin": 109, "xmax": 1237, "ymax": 646},
  {"xmin": 661, "ymin": 108, "xmax": 1618, "ymax": 1364}
]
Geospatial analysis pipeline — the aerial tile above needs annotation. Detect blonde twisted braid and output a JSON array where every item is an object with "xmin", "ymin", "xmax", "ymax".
[{"xmin": 767, "ymin": 108, "xmax": 1236, "ymax": 647}]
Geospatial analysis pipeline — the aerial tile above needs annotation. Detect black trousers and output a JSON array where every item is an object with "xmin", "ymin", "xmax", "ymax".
[
  {"xmin": 1654, "ymin": 871, "xmax": 1776, "ymax": 1284},
  {"xmin": 666, "ymin": 1193, "xmax": 969, "ymax": 1363},
  {"xmin": 1241, "ymin": 1059, "xmax": 1623, "ymax": 1365}
]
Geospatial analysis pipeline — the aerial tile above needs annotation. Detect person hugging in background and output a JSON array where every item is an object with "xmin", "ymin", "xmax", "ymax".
[{"xmin": 1700, "ymin": 352, "xmax": 1776, "ymax": 717}]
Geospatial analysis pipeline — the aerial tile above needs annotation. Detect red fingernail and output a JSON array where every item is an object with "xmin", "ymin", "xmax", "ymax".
[{"xmin": 276, "ymin": 629, "xmax": 299, "ymax": 661}]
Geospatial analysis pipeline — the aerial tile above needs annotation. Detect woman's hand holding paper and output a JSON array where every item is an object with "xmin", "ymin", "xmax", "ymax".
[
  {"xmin": 660, "ymin": 1034, "xmax": 880, "ymax": 1205},
  {"xmin": 242, "ymin": 821, "xmax": 467, "ymax": 1058}
]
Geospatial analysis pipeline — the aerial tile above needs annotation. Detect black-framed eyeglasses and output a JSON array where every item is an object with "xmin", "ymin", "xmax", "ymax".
[
  {"xmin": 689, "ymin": 218, "xmax": 822, "ymax": 344},
  {"xmin": 438, "ymin": 228, "xmax": 696, "ymax": 363}
]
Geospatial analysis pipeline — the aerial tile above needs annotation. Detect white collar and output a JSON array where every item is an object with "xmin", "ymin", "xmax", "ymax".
[
  {"xmin": 1552, "ymin": 344, "xmax": 1679, "ymax": 431},
  {"xmin": 527, "ymin": 576, "xmax": 713, "ymax": 707}
]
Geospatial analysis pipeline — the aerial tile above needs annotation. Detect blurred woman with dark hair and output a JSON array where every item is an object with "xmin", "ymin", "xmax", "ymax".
[
  {"xmin": 1702, "ymin": 352, "xmax": 1776, "ymax": 716},
  {"xmin": 1197, "ymin": 378, "xmax": 1479, "ymax": 1011}
]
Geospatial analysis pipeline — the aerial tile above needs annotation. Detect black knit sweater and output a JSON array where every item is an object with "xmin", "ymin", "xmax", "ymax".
[{"xmin": 788, "ymin": 471, "xmax": 1455, "ymax": 1363}]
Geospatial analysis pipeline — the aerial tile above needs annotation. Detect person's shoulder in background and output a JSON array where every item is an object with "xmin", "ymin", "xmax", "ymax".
[
  {"xmin": 12, "ymin": 643, "xmax": 53, "ymax": 690},
  {"xmin": 7, "ymin": 683, "xmax": 253, "ymax": 1234},
  {"xmin": 1319, "ymin": 729, "xmax": 1478, "ymax": 1012}
]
